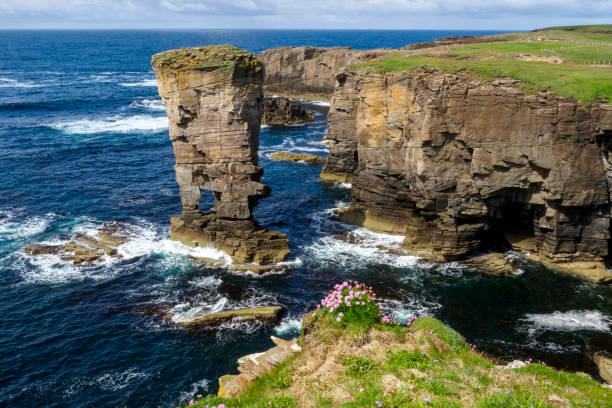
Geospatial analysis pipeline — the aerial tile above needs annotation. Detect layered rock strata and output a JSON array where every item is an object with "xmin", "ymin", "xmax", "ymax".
[
  {"xmin": 259, "ymin": 46, "xmax": 388, "ymax": 95},
  {"xmin": 324, "ymin": 68, "xmax": 612, "ymax": 282},
  {"xmin": 262, "ymin": 96, "xmax": 314, "ymax": 126},
  {"xmin": 152, "ymin": 45, "xmax": 289, "ymax": 266},
  {"xmin": 268, "ymin": 152, "xmax": 324, "ymax": 164}
]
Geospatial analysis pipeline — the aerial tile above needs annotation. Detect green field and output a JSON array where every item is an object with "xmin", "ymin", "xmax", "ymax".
[{"xmin": 353, "ymin": 25, "xmax": 612, "ymax": 104}]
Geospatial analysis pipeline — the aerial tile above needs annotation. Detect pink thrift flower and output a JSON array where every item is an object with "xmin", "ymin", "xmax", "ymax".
[
  {"xmin": 336, "ymin": 317, "xmax": 341, "ymax": 322},
  {"xmin": 339, "ymin": 312, "xmax": 344, "ymax": 317},
  {"xmin": 218, "ymin": 405, "xmax": 226, "ymax": 408},
  {"xmin": 189, "ymin": 400, "xmax": 194, "ymax": 406}
]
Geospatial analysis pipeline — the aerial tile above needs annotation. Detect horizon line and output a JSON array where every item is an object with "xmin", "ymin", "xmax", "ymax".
[{"xmin": 0, "ymin": 27, "xmax": 525, "ymax": 32}]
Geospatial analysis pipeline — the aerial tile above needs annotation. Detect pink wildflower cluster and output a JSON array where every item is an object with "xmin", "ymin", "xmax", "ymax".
[
  {"xmin": 318, "ymin": 280, "xmax": 379, "ymax": 322},
  {"xmin": 188, "ymin": 394, "xmax": 226, "ymax": 408},
  {"xmin": 315, "ymin": 281, "xmax": 399, "ymax": 327},
  {"xmin": 405, "ymin": 316, "xmax": 417, "ymax": 327},
  {"xmin": 320, "ymin": 280, "xmax": 377, "ymax": 311}
]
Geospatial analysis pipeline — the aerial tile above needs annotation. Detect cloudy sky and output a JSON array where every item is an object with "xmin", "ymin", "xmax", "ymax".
[{"xmin": 0, "ymin": 0, "xmax": 610, "ymax": 30}]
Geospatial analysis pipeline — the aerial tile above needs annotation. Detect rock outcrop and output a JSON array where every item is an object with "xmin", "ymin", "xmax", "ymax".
[
  {"xmin": 324, "ymin": 68, "xmax": 612, "ymax": 282},
  {"xmin": 259, "ymin": 46, "xmax": 388, "ymax": 95},
  {"xmin": 152, "ymin": 45, "xmax": 289, "ymax": 267},
  {"xmin": 171, "ymin": 306, "xmax": 285, "ymax": 327},
  {"xmin": 218, "ymin": 336, "xmax": 302, "ymax": 398},
  {"xmin": 24, "ymin": 223, "xmax": 130, "ymax": 265},
  {"xmin": 268, "ymin": 152, "xmax": 324, "ymax": 164},
  {"xmin": 262, "ymin": 96, "xmax": 314, "ymax": 126}
]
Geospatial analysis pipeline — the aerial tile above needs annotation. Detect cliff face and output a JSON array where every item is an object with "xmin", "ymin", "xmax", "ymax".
[
  {"xmin": 152, "ymin": 46, "xmax": 289, "ymax": 266},
  {"xmin": 259, "ymin": 46, "xmax": 386, "ymax": 94},
  {"xmin": 325, "ymin": 68, "xmax": 612, "ymax": 282},
  {"xmin": 262, "ymin": 96, "xmax": 314, "ymax": 126}
]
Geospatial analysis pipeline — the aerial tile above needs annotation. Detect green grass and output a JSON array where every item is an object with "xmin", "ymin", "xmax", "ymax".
[
  {"xmin": 538, "ymin": 24, "xmax": 612, "ymax": 33},
  {"xmin": 352, "ymin": 25, "xmax": 612, "ymax": 104},
  {"xmin": 151, "ymin": 45, "xmax": 260, "ymax": 73},
  {"xmin": 188, "ymin": 288, "xmax": 611, "ymax": 408}
]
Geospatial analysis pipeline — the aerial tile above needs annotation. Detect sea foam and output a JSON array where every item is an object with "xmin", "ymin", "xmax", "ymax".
[
  {"xmin": 523, "ymin": 310, "xmax": 612, "ymax": 333},
  {"xmin": 49, "ymin": 115, "xmax": 168, "ymax": 134},
  {"xmin": 130, "ymin": 98, "xmax": 165, "ymax": 111},
  {"xmin": 119, "ymin": 79, "xmax": 158, "ymax": 87}
]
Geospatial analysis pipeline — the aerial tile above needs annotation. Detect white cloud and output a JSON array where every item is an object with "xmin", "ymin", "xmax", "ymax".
[{"xmin": 0, "ymin": 0, "xmax": 610, "ymax": 29}]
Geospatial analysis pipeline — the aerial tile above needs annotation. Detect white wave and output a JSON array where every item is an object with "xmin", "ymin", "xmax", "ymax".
[
  {"xmin": 336, "ymin": 182, "xmax": 352, "ymax": 189},
  {"xmin": 523, "ymin": 310, "xmax": 612, "ymax": 333},
  {"xmin": 130, "ymin": 98, "xmax": 165, "ymax": 111},
  {"xmin": 260, "ymin": 124, "xmax": 270, "ymax": 129},
  {"xmin": 49, "ymin": 115, "xmax": 168, "ymax": 134},
  {"xmin": 95, "ymin": 368, "xmax": 149, "ymax": 391},
  {"xmin": 380, "ymin": 298, "xmax": 440, "ymax": 324},
  {"xmin": 303, "ymin": 203, "xmax": 425, "ymax": 270},
  {"xmin": 19, "ymin": 252, "xmax": 118, "ymax": 284},
  {"xmin": 118, "ymin": 236, "xmax": 232, "ymax": 265},
  {"xmin": 0, "ymin": 213, "xmax": 51, "ymax": 240},
  {"xmin": 0, "ymin": 77, "xmax": 43, "ymax": 88},
  {"xmin": 189, "ymin": 275, "xmax": 223, "ymax": 289},
  {"xmin": 262, "ymin": 138, "xmax": 329, "ymax": 154},
  {"xmin": 119, "ymin": 79, "xmax": 157, "ymax": 87},
  {"xmin": 308, "ymin": 100, "xmax": 331, "ymax": 107},
  {"xmin": 169, "ymin": 297, "xmax": 229, "ymax": 323},
  {"xmin": 274, "ymin": 316, "xmax": 302, "ymax": 336},
  {"xmin": 179, "ymin": 378, "xmax": 210, "ymax": 402}
]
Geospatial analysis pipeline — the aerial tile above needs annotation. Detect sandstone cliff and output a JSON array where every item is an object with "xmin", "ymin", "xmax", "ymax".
[
  {"xmin": 152, "ymin": 45, "xmax": 289, "ymax": 267},
  {"xmin": 259, "ymin": 46, "xmax": 387, "ymax": 95},
  {"xmin": 324, "ymin": 68, "xmax": 612, "ymax": 282},
  {"xmin": 262, "ymin": 96, "xmax": 314, "ymax": 126}
]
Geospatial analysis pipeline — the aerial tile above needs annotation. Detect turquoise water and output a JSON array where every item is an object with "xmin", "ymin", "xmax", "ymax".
[{"xmin": 0, "ymin": 30, "xmax": 610, "ymax": 407}]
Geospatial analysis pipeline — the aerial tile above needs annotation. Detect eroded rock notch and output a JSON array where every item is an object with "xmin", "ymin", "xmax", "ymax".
[{"xmin": 152, "ymin": 45, "xmax": 289, "ymax": 266}]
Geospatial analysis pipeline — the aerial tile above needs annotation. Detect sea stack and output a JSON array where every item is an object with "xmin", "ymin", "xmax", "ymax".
[{"xmin": 152, "ymin": 45, "xmax": 289, "ymax": 266}]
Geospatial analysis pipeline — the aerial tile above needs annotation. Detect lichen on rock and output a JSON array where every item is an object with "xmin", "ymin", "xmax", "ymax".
[{"xmin": 152, "ymin": 45, "xmax": 289, "ymax": 268}]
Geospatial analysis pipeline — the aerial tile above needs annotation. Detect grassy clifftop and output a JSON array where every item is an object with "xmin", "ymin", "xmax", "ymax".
[
  {"xmin": 191, "ymin": 282, "xmax": 610, "ymax": 408},
  {"xmin": 353, "ymin": 25, "xmax": 612, "ymax": 104}
]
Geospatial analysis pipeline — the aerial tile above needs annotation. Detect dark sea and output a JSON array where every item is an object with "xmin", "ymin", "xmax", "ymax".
[{"xmin": 1, "ymin": 30, "xmax": 611, "ymax": 408}]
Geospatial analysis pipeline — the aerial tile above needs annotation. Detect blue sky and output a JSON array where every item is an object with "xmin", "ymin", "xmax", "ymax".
[{"xmin": 0, "ymin": 0, "xmax": 610, "ymax": 30}]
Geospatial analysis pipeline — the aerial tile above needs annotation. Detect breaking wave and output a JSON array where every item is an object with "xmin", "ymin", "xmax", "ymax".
[
  {"xmin": 522, "ymin": 310, "xmax": 612, "ymax": 333},
  {"xmin": 119, "ymin": 79, "xmax": 158, "ymax": 87},
  {"xmin": 48, "ymin": 115, "xmax": 168, "ymax": 134},
  {"xmin": 130, "ymin": 98, "xmax": 165, "ymax": 111}
]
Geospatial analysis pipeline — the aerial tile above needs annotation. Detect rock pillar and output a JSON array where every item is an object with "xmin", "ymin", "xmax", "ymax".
[{"xmin": 152, "ymin": 45, "xmax": 289, "ymax": 265}]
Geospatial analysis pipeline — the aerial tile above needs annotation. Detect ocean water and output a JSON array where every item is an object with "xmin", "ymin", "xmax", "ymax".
[{"xmin": 0, "ymin": 30, "xmax": 610, "ymax": 407}]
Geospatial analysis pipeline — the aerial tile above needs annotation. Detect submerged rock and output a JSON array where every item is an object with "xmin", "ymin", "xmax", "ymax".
[
  {"xmin": 24, "ymin": 223, "xmax": 130, "ymax": 265},
  {"xmin": 262, "ymin": 96, "xmax": 314, "ymax": 126},
  {"xmin": 174, "ymin": 306, "xmax": 285, "ymax": 327},
  {"xmin": 464, "ymin": 253, "xmax": 519, "ymax": 277},
  {"xmin": 268, "ymin": 152, "xmax": 324, "ymax": 164},
  {"xmin": 152, "ymin": 45, "xmax": 290, "ymax": 266}
]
